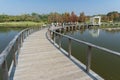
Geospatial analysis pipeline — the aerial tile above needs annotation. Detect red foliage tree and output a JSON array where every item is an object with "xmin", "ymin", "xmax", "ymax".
[
  {"xmin": 70, "ymin": 11, "xmax": 78, "ymax": 22},
  {"xmin": 78, "ymin": 12, "xmax": 86, "ymax": 22}
]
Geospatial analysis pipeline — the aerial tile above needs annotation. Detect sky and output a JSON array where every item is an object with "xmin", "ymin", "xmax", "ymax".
[{"xmin": 0, "ymin": 0, "xmax": 120, "ymax": 16}]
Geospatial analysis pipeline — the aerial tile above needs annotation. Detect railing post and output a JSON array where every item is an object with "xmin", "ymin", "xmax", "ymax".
[
  {"xmin": 26, "ymin": 30, "xmax": 28, "ymax": 38},
  {"xmin": 68, "ymin": 38, "xmax": 71, "ymax": 57},
  {"xmin": 13, "ymin": 53, "xmax": 17, "ymax": 67},
  {"xmin": 24, "ymin": 31, "xmax": 26, "ymax": 39},
  {"xmin": 32, "ymin": 28, "xmax": 33, "ymax": 33},
  {"xmin": 19, "ymin": 35, "xmax": 21, "ymax": 48},
  {"xmin": 29, "ymin": 29, "xmax": 31, "ymax": 34},
  {"xmin": 22, "ymin": 32, "xmax": 24, "ymax": 42},
  {"xmin": 30, "ymin": 28, "xmax": 32, "ymax": 34},
  {"xmin": 25, "ymin": 30, "xmax": 27, "ymax": 38},
  {"xmin": 31, "ymin": 28, "xmax": 33, "ymax": 33},
  {"xmin": 59, "ymin": 35, "xmax": 61, "ymax": 49},
  {"xmin": 28, "ymin": 29, "xmax": 30, "ymax": 36},
  {"xmin": 29, "ymin": 29, "xmax": 30, "ymax": 34},
  {"xmin": 27, "ymin": 30, "xmax": 28, "ymax": 37},
  {"xmin": 48, "ymin": 29, "xmax": 52, "ymax": 39},
  {"xmin": 28, "ymin": 29, "xmax": 30, "ymax": 35},
  {"xmin": 24, "ymin": 30, "xmax": 26, "ymax": 39},
  {"xmin": 53, "ymin": 32, "xmax": 55, "ymax": 44},
  {"xmin": 13, "ymin": 43, "xmax": 17, "ymax": 67},
  {"xmin": 86, "ymin": 45, "xmax": 92, "ymax": 73},
  {"xmin": 2, "ymin": 60, "xmax": 9, "ymax": 80},
  {"xmin": 20, "ymin": 34, "xmax": 23, "ymax": 47},
  {"xmin": 50, "ymin": 31, "xmax": 52, "ymax": 39},
  {"xmin": 17, "ymin": 37, "xmax": 20, "ymax": 55},
  {"xmin": 32, "ymin": 28, "xmax": 34, "ymax": 33}
]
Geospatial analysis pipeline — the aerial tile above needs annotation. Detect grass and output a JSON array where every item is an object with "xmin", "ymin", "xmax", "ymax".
[
  {"xmin": 100, "ymin": 22, "xmax": 120, "ymax": 28},
  {"xmin": 0, "ymin": 21, "xmax": 45, "ymax": 28},
  {"xmin": 100, "ymin": 25, "xmax": 120, "ymax": 28}
]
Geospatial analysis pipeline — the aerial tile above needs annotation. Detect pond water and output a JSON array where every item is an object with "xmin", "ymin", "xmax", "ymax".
[
  {"xmin": 0, "ymin": 27, "xmax": 23, "ymax": 53},
  {"xmin": 55, "ymin": 28, "xmax": 120, "ymax": 80},
  {"xmin": 0, "ymin": 27, "xmax": 24, "ymax": 80},
  {"xmin": 0, "ymin": 27, "xmax": 120, "ymax": 80},
  {"xmin": 65, "ymin": 29, "xmax": 120, "ymax": 52}
]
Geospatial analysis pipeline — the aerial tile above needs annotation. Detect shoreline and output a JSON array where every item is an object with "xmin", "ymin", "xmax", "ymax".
[
  {"xmin": 0, "ymin": 21, "xmax": 44, "ymax": 28},
  {"xmin": 102, "ymin": 27, "xmax": 120, "ymax": 31}
]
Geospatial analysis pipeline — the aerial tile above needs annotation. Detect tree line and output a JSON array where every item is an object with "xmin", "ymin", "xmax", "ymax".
[
  {"xmin": 48, "ymin": 12, "xmax": 87, "ymax": 23},
  {"xmin": 48, "ymin": 11, "xmax": 120, "ymax": 23},
  {"xmin": 0, "ymin": 11, "xmax": 120, "ymax": 23},
  {"xmin": 0, "ymin": 13, "xmax": 48, "ymax": 22},
  {"xmin": 101, "ymin": 11, "xmax": 120, "ymax": 22}
]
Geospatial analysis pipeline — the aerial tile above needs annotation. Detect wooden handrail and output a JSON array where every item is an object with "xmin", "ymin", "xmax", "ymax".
[
  {"xmin": 0, "ymin": 26, "xmax": 46, "ymax": 80},
  {"xmin": 51, "ymin": 30, "xmax": 120, "ymax": 56},
  {"xmin": 48, "ymin": 26, "xmax": 120, "ymax": 74}
]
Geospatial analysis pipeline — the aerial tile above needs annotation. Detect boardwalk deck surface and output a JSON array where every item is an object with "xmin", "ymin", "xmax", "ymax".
[{"xmin": 14, "ymin": 28, "xmax": 93, "ymax": 80}]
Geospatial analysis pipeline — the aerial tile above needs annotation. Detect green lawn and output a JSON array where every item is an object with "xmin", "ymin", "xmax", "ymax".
[{"xmin": 0, "ymin": 21, "xmax": 45, "ymax": 27}]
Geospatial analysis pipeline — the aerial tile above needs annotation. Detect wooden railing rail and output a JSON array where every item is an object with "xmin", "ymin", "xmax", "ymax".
[
  {"xmin": 48, "ymin": 27, "xmax": 120, "ymax": 74},
  {"xmin": 0, "ymin": 26, "xmax": 46, "ymax": 80}
]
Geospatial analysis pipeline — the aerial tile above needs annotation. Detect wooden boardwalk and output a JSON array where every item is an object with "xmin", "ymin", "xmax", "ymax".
[{"xmin": 13, "ymin": 28, "xmax": 93, "ymax": 80}]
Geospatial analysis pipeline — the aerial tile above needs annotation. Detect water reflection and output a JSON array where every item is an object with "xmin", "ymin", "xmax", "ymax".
[
  {"xmin": 89, "ymin": 29, "xmax": 100, "ymax": 38},
  {"xmin": 60, "ymin": 28, "xmax": 120, "ymax": 80},
  {"xmin": 64, "ymin": 28, "xmax": 120, "ymax": 52}
]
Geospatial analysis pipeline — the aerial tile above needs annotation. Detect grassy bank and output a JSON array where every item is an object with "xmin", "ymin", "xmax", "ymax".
[
  {"xmin": 0, "ymin": 21, "xmax": 45, "ymax": 28},
  {"xmin": 100, "ymin": 26, "xmax": 120, "ymax": 28},
  {"xmin": 100, "ymin": 22, "xmax": 120, "ymax": 28}
]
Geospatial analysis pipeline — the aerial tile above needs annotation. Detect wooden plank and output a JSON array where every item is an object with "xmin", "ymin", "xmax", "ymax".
[{"xmin": 14, "ymin": 28, "xmax": 93, "ymax": 80}]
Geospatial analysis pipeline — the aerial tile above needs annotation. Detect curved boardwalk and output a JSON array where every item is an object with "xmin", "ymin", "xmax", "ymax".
[{"xmin": 14, "ymin": 28, "xmax": 92, "ymax": 80}]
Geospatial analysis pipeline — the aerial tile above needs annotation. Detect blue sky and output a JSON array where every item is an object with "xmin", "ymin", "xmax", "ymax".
[{"xmin": 0, "ymin": 0, "xmax": 120, "ymax": 15}]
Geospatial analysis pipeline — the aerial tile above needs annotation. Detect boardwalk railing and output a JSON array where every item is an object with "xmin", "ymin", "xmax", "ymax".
[
  {"xmin": 0, "ymin": 26, "xmax": 45, "ymax": 80},
  {"xmin": 48, "ymin": 26, "xmax": 120, "ymax": 79}
]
